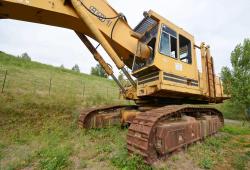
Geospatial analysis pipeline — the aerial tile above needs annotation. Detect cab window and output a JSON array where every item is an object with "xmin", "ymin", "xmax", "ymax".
[
  {"xmin": 159, "ymin": 25, "xmax": 177, "ymax": 59},
  {"xmin": 179, "ymin": 34, "xmax": 192, "ymax": 64}
]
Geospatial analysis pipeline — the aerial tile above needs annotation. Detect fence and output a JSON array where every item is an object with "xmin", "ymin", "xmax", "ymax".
[
  {"xmin": 0, "ymin": 69, "xmax": 7, "ymax": 93},
  {"xmin": 0, "ymin": 69, "xmax": 122, "ymax": 102}
]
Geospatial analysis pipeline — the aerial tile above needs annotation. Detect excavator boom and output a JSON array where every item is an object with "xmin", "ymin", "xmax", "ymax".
[{"xmin": 0, "ymin": 0, "xmax": 150, "ymax": 69}]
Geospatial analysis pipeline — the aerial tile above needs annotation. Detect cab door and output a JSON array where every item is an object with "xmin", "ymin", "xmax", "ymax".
[{"xmin": 156, "ymin": 24, "xmax": 199, "ymax": 90}]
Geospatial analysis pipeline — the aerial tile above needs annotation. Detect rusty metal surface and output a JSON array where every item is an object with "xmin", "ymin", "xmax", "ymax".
[
  {"xmin": 155, "ymin": 116, "xmax": 201, "ymax": 155},
  {"xmin": 127, "ymin": 105, "xmax": 224, "ymax": 164},
  {"xmin": 78, "ymin": 105, "xmax": 137, "ymax": 129}
]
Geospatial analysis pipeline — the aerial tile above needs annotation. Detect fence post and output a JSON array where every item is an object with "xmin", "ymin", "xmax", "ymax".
[
  {"xmin": 82, "ymin": 81, "xmax": 85, "ymax": 99},
  {"xmin": 49, "ymin": 78, "xmax": 52, "ymax": 96},
  {"xmin": 1, "ymin": 70, "xmax": 7, "ymax": 93},
  {"xmin": 106, "ymin": 87, "xmax": 109, "ymax": 99},
  {"xmin": 118, "ymin": 89, "xmax": 120, "ymax": 99},
  {"xmin": 33, "ymin": 79, "xmax": 36, "ymax": 94}
]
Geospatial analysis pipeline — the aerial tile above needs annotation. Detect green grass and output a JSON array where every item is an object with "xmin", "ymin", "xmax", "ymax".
[
  {"xmin": 232, "ymin": 153, "xmax": 250, "ymax": 170},
  {"xmin": 221, "ymin": 124, "xmax": 250, "ymax": 135},
  {"xmin": 38, "ymin": 145, "xmax": 72, "ymax": 170},
  {"xmin": 111, "ymin": 153, "xmax": 152, "ymax": 170},
  {"xmin": 188, "ymin": 124, "xmax": 250, "ymax": 170},
  {"xmin": 188, "ymin": 137, "xmax": 222, "ymax": 169}
]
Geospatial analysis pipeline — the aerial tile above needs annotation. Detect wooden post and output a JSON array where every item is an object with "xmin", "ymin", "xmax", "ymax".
[
  {"xmin": 1, "ymin": 70, "xmax": 7, "ymax": 93},
  {"xmin": 33, "ymin": 79, "xmax": 36, "ymax": 94},
  {"xmin": 49, "ymin": 78, "xmax": 52, "ymax": 96},
  {"xmin": 82, "ymin": 81, "xmax": 85, "ymax": 99},
  {"xmin": 107, "ymin": 87, "xmax": 109, "ymax": 99}
]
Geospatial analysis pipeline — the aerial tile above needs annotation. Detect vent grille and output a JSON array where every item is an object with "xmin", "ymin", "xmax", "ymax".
[
  {"xmin": 137, "ymin": 72, "xmax": 159, "ymax": 85},
  {"xmin": 134, "ymin": 17, "xmax": 157, "ymax": 34}
]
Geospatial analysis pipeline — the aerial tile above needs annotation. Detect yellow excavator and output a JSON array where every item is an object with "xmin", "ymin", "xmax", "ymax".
[{"xmin": 0, "ymin": 0, "xmax": 228, "ymax": 163}]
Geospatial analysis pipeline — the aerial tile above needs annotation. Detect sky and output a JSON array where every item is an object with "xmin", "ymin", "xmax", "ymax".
[{"xmin": 0, "ymin": 0, "xmax": 250, "ymax": 76}]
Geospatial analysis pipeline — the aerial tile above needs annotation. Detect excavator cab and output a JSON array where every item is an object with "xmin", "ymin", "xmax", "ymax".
[
  {"xmin": 130, "ymin": 11, "xmax": 225, "ymax": 104},
  {"xmin": 131, "ymin": 11, "xmax": 203, "ymax": 104}
]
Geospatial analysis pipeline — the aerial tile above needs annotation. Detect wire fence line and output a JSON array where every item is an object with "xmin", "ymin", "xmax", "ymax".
[
  {"xmin": 0, "ymin": 69, "xmax": 122, "ymax": 101},
  {"xmin": 0, "ymin": 69, "xmax": 7, "ymax": 93}
]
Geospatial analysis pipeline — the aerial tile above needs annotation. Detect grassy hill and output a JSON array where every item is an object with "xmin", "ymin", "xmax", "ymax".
[
  {"xmin": 0, "ymin": 52, "xmax": 135, "ymax": 170},
  {"xmin": 0, "ymin": 52, "xmax": 250, "ymax": 170},
  {"xmin": 0, "ymin": 51, "xmax": 128, "ymax": 126}
]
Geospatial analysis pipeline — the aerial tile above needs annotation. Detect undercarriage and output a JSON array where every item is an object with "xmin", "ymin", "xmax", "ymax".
[{"xmin": 78, "ymin": 104, "xmax": 224, "ymax": 164}]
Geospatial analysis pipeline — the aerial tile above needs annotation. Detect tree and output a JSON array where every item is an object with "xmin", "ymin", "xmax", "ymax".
[
  {"xmin": 118, "ymin": 71, "xmax": 129, "ymax": 86},
  {"xmin": 118, "ymin": 71, "xmax": 124, "ymax": 82},
  {"xmin": 90, "ymin": 64, "xmax": 108, "ymax": 78},
  {"xmin": 60, "ymin": 64, "xmax": 65, "ymax": 69},
  {"xmin": 221, "ymin": 38, "xmax": 250, "ymax": 119},
  {"xmin": 72, "ymin": 64, "xmax": 80, "ymax": 73},
  {"xmin": 20, "ymin": 52, "xmax": 31, "ymax": 61}
]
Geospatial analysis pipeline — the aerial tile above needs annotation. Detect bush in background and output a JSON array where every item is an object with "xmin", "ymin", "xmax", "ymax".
[
  {"xmin": 19, "ymin": 52, "xmax": 31, "ymax": 61},
  {"xmin": 221, "ymin": 39, "xmax": 250, "ymax": 120},
  {"xmin": 71, "ymin": 64, "xmax": 80, "ymax": 73},
  {"xmin": 91, "ymin": 64, "xmax": 108, "ymax": 78}
]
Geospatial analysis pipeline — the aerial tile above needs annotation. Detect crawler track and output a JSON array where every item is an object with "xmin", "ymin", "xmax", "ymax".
[
  {"xmin": 127, "ymin": 105, "xmax": 224, "ymax": 164},
  {"xmin": 78, "ymin": 105, "xmax": 137, "ymax": 128}
]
